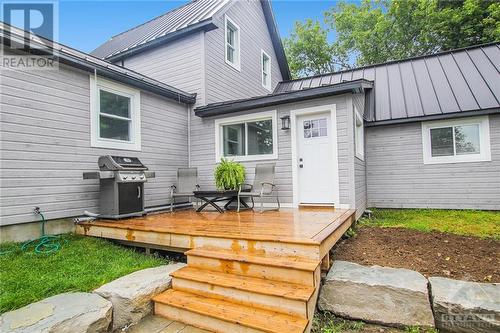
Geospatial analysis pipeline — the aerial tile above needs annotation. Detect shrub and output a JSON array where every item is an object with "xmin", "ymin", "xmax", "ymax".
[{"xmin": 214, "ymin": 158, "xmax": 245, "ymax": 190}]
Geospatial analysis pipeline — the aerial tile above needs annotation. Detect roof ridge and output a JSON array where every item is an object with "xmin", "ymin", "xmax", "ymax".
[
  {"xmin": 108, "ymin": 0, "xmax": 196, "ymax": 40},
  {"xmin": 281, "ymin": 41, "xmax": 500, "ymax": 84}
]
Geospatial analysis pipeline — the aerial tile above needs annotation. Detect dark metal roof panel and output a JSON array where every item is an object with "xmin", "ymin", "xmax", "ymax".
[
  {"xmin": 426, "ymin": 56, "xmax": 461, "ymax": 113},
  {"xmin": 91, "ymin": 0, "xmax": 230, "ymax": 59},
  {"xmin": 467, "ymin": 48, "xmax": 500, "ymax": 103},
  {"xmin": 195, "ymin": 79, "xmax": 373, "ymax": 117},
  {"xmin": 0, "ymin": 23, "xmax": 196, "ymax": 104},
  {"xmin": 275, "ymin": 43, "xmax": 500, "ymax": 122}
]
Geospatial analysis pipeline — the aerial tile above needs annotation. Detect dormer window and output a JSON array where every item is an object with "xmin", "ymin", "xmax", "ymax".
[
  {"xmin": 225, "ymin": 15, "xmax": 240, "ymax": 71},
  {"xmin": 261, "ymin": 50, "xmax": 271, "ymax": 91}
]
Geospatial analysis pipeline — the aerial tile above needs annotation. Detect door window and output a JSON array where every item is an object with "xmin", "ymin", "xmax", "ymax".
[{"xmin": 303, "ymin": 118, "xmax": 327, "ymax": 138}]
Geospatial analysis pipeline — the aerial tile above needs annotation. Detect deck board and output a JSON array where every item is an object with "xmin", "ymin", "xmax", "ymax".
[{"xmin": 78, "ymin": 208, "xmax": 354, "ymax": 245}]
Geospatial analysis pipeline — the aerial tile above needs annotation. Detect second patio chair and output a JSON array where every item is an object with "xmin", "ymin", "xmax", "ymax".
[
  {"xmin": 170, "ymin": 167, "xmax": 200, "ymax": 212},
  {"xmin": 237, "ymin": 163, "xmax": 279, "ymax": 213}
]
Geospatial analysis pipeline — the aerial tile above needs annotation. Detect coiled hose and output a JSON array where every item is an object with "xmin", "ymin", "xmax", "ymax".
[{"xmin": 0, "ymin": 208, "xmax": 65, "ymax": 255}]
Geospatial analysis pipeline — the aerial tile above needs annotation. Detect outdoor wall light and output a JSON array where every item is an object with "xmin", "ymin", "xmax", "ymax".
[{"xmin": 280, "ymin": 115, "xmax": 291, "ymax": 130}]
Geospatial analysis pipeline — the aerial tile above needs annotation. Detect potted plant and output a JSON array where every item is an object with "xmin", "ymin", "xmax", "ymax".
[{"xmin": 214, "ymin": 158, "xmax": 245, "ymax": 190}]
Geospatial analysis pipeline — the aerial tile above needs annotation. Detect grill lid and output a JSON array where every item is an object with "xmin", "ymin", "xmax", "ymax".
[{"xmin": 98, "ymin": 155, "xmax": 148, "ymax": 171}]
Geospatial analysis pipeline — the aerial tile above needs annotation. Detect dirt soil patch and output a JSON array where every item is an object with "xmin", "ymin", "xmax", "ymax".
[{"xmin": 332, "ymin": 226, "xmax": 500, "ymax": 283}]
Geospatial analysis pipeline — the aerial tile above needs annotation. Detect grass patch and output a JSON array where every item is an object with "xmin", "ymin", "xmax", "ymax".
[
  {"xmin": 361, "ymin": 208, "xmax": 500, "ymax": 239},
  {"xmin": 0, "ymin": 234, "xmax": 167, "ymax": 313},
  {"xmin": 312, "ymin": 311, "xmax": 438, "ymax": 333}
]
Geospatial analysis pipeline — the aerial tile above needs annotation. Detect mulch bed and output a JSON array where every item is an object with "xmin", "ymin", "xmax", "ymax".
[{"xmin": 331, "ymin": 226, "xmax": 500, "ymax": 283}]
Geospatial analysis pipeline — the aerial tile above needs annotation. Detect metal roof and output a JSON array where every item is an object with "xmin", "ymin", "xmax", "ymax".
[
  {"xmin": 91, "ymin": 0, "xmax": 291, "ymax": 80},
  {"xmin": 1, "ymin": 23, "xmax": 197, "ymax": 104},
  {"xmin": 91, "ymin": 0, "xmax": 230, "ymax": 60},
  {"xmin": 195, "ymin": 79, "xmax": 373, "ymax": 117},
  {"xmin": 275, "ymin": 43, "xmax": 500, "ymax": 123}
]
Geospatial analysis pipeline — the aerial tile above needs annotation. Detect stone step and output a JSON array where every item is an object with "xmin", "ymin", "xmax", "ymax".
[
  {"xmin": 171, "ymin": 266, "xmax": 315, "ymax": 317},
  {"xmin": 186, "ymin": 247, "xmax": 320, "ymax": 286},
  {"xmin": 153, "ymin": 289, "xmax": 308, "ymax": 333}
]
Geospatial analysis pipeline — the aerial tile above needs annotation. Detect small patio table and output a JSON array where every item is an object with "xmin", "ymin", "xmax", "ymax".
[{"xmin": 193, "ymin": 190, "xmax": 249, "ymax": 213}]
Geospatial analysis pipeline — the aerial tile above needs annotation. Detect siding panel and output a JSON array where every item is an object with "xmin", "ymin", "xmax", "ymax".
[
  {"xmin": 0, "ymin": 64, "xmax": 189, "ymax": 226},
  {"xmin": 123, "ymin": 32, "xmax": 205, "ymax": 105},
  {"xmin": 190, "ymin": 95, "xmax": 353, "ymax": 207},
  {"xmin": 365, "ymin": 115, "xmax": 500, "ymax": 210},
  {"xmin": 204, "ymin": 0, "xmax": 283, "ymax": 104}
]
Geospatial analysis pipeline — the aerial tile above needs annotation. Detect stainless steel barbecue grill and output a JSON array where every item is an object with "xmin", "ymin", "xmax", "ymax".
[{"xmin": 83, "ymin": 155, "xmax": 155, "ymax": 219}]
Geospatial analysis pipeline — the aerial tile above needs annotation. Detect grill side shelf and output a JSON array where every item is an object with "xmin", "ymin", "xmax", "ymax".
[{"xmin": 83, "ymin": 171, "xmax": 115, "ymax": 180}]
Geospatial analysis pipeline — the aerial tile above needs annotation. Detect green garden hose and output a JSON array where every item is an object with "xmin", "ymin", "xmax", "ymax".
[{"xmin": 0, "ymin": 208, "xmax": 65, "ymax": 255}]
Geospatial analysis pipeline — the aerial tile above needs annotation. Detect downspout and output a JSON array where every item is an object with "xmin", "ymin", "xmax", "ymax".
[{"xmin": 188, "ymin": 105, "xmax": 192, "ymax": 167}]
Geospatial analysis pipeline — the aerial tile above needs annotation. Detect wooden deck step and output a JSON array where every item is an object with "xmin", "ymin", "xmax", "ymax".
[
  {"xmin": 171, "ymin": 266, "xmax": 315, "ymax": 317},
  {"xmin": 154, "ymin": 289, "xmax": 309, "ymax": 333},
  {"xmin": 186, "ymin": 248, "xmax": 320, "ymax": 286},
  {"xmin": 172, "ymin": 266, "xmax": 314, "ymax": 301},
  {"xmin": 186, "ymin": 247, "xmax": 319, "ymax": 271}
]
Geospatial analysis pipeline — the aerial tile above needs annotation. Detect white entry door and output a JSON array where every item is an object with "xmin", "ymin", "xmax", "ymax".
[{"xmin": 296, "ymin": 113, "xmax": 335, "ymax": 205}]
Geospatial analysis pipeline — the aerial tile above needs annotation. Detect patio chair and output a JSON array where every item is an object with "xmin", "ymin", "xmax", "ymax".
[
  {"xmin": 237, "ymin": 163, "xmax": 279, "ymax": 213},
  {"xmin": 170, "ymin": 167, "xmax": 200, "ymax": 212}
]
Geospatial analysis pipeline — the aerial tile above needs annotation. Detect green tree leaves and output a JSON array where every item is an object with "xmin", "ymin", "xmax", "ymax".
[
  {"xmin": 284, "ymin": 0, "xmax": 499, "ymax": 78},
  {"xmin": 283, "ymin": 19, "xmax": 349, "ymax": 78}
]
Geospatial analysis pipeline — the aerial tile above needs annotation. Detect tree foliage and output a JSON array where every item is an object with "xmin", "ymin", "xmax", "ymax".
[
  {"xmin": 284, "ymin": 0, "xmax": 499, "ymax": 78},
  {"xmin": 283, "ymin": 19, "xmax": 349, "ymax": 77}
]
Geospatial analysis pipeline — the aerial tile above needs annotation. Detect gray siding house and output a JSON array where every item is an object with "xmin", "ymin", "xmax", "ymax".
[{"xmin": 1, "ymin": 0, "xmax": 499, "ymax": 242}]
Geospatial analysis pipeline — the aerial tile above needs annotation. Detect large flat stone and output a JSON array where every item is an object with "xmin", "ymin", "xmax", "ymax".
[
  {"xmin": 429, "ymin": 277, "xmax": 500, "ymax": 333},
  {"xmin": 0, "ymin": 292, "xmax": 112, "ymax": 333},
  {"xmin": 94, "ymin": 263, "xmax": 185, "ymax": 331},
  {"xmin": 318, "ymin": 260, "xmax": 435, "ymax": 327}
]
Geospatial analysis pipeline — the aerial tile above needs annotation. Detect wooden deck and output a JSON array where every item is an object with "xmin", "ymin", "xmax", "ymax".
[
  {"xmin": 76, "ymin": 208, "xmax": 354, "ymax": 260},
  {"xmin": 76, "ymin": 208, "xmax": 356, "ymax": 333}
]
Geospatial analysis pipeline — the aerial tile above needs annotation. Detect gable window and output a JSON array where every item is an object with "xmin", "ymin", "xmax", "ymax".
[
  {"xmin": 224, "ymin": 15, "xmax": 240, "ymax": 71},
  {"xmin": 215, "ymin": 111, "xmax": 278, "ymax": 162},
  {"xmin": 354, "ymin": 106, "xmax": 364, "ymax": 160},
  {"xmin": 422, "ymin": 116, "xmax": 490, "ymax": 164},
  {"xmin": 261, "ymin": 50, "xmax": 271, "ymax": 91},
  {"xmin": 90, "ymin": 76, "xmax": 141, "ymax": 151}
]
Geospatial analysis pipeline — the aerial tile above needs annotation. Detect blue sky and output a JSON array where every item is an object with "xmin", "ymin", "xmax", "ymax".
[{"xmin": 55, "ymin": 0, "xmax": 339, "ymax": 53}]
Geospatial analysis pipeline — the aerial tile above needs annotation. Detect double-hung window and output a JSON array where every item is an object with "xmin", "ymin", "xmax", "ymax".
[
  {"xmin": 215, "ymin": 111, "xmax": 278, "ymax": 162},
  {"xmin": 354, "ymin": 106, "xmax": 364, "ymax": 160},
  {"xmin": 90, "ymin": 76, "xmax": 141, "ymax": 151},
  {"xmin": 224, "ymin": 15, "xmax": 240, "ymax": 71},
  {"xmin": 422, "ymin": 116, "xmax": 491, "ymax": 164},
  {"xmin": 261, "ymin": 50, "xmax": 271, "ymax": 91}
]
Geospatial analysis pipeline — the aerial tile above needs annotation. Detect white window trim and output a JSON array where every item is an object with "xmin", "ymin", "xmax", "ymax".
[
  {"xmin": 90, "ymin": 76, "xmax": 141, "ymax": 151},
  {"xmin": 214, "ymin": 110, "xmax": 278, "ymax": 162},
  {"xmin": 421, "ymin": 116, "xmax": 491, "ymax": 165},
  {"xmin": 224, "ymin": 15, "xmax": 240, "ymax": 71},
  {"xmin": 354, "ymin": 106, "xmax": 364, "ymax": 161},
  {"xmin": 261, "ymin": 49, "xmax": 271, "ymax": 91}
]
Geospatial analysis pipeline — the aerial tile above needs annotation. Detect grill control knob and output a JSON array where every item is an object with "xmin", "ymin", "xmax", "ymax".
[
  {"xmin": 140, "ymin": 175, "xmax": 144, "ymax": 179},
  {"xmin": 132, "ymin": 176, "xmax": 136, "ymax": 180},
  {"xmin": 123, "ymin": 176, "xmax": 128, "ymax": 180}
]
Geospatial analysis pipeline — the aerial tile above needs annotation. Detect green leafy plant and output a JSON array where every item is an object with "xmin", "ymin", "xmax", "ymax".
[{"xmin": 214, "ymin": 158, "xmax": 245, "ymax": 190}]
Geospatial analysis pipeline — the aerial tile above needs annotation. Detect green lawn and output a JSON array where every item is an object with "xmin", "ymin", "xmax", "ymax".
[
  {"xmin": 360, "ymin": 208, "xmax": 500, "ymax": 239},
  {"xmin": 0, "ymin": 234, "xmax": 167, "ymax": 313}
]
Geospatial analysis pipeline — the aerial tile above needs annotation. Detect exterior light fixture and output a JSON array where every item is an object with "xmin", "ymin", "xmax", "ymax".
[{"xmin": 280, "ymin": 115, "xmax": 290, "ymax": 130}]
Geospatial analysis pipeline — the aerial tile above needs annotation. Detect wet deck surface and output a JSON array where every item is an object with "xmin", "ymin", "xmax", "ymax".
[{"xmin": 82, "ymin": 208, "xmax": 354, "ymax": 245}]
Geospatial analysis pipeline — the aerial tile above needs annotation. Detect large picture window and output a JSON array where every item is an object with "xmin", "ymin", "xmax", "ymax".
[
  {"xmin": 422, "ymin": 116, "xmax": 490, "ymax": 164},
  {"xmin": 215, "ymin": 111, "xmax": 278, "ymax": 162},
  {"xmin": 90, "ymin": 77, "xmax": 141, "ymax": 151}
]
